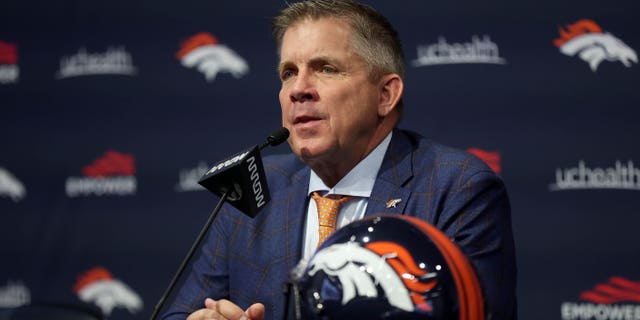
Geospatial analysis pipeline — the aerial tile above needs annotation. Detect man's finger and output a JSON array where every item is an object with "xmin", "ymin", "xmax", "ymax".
[
  {"xmin": 245, "ymin": 303, "xmax": 265, "ymax": 320},
  {"xmin": 204, "ymin": 298, "xmax": 217, "ymax": 309},
  {"xmin": 186, "ymin": 308, "xmax": 215, "ymax": 320},
  {"xmin": 213, "ymin": 299, "xmax": 246, "ymax": 319}
]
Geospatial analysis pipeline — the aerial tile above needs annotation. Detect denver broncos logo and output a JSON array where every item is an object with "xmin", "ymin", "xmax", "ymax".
[
  {"xmin": 73, "ymin": 266, "xmax": 143, "ymax": 316},
  {"xmin": 0, "ymin": 167, "xmax": 25, "ymax": 202},
  {"xmin": 176, "ymin": 32, "xmax": 249, "ymax": 81},
  {"xmin": 306, "ymin": 241, "xmax": 436, "ymax": 312},
  {"xmin": 553, "ymin": 19, "xmax": 637, "ymax": 72}
]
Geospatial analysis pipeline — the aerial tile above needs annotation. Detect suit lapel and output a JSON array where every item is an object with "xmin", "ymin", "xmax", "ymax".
[
  {"xmin": 272, "ymin": 129, "xmax": 417, "ymax": 267},
  {"xmin": 365, "ymin": 129, "xmax": 414, "ymax": 217}
]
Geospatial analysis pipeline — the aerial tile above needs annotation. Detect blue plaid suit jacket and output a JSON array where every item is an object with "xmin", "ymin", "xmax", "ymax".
[{"xmin": 162, "ymin": 129, "xmax": 517, "ymax": 320}]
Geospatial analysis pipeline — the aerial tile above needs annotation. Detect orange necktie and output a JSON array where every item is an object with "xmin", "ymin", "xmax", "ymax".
[{"xmin": 311, "ymin": 192, "xmax": 353, "ymax": 246}]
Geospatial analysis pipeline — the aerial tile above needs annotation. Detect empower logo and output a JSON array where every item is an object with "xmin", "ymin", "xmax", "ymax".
[
  {"xmin": 561, "ymin": 276, "xmax": 640, "ymax": 320},
  {"xmin": 581, "ymin": 277, "xmax": 640, "ymax": 304},
  {"xmin": 467, "ymin": 148, "xmax": 502, "ymax": 174},
  {"xmin": 65, "ymin": 150, "xmax": 137, "ymax": 197},
  {"xmin": 0, "ymin": 41, "xmax": 19, "ymax": 84},
  {"xmin": 553, "ymin": 19, "xmax": 637, "ymax": 72},
  {"xmin": 0, "ymin": 167, "xmax": 26, "ymax": 202},
  {"xmin": 74, "ymin": 267, "xmax": 143, "ymax": 316},
  {"xmin": 176, "ymin": 32, "xmax": 249, "ymax": 81},
  {"xmin": 412, "ymin": 35, "xmax": 506, "ymax": 67},
  {"xmin": 56, "ymin": 46, "xmax": 138, "ymax": 79}
]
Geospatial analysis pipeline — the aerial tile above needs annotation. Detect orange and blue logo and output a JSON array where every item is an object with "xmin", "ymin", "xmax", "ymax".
[
  {"xmin": 305, "ymin": 240, "xmax": 434, "ymax": 313},
  {"xmin": 553, "ymin": 19, "xmax": 637, "ymax": 72},
  {"xmin": 0, "ymin": 167, "xmax": 26, "ymax": 202},
  {"xmin": 74, "ymin": 266, "xmax": 143, "ymax": 316},
  {"xmin": 177, "ymin": 32, "xmax": 249, "ymax": 82}
]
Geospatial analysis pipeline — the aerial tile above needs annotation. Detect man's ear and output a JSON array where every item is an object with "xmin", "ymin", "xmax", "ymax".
[{"xmin": 378, "ymin": 73, "xmax": 404, "ymax": 117}]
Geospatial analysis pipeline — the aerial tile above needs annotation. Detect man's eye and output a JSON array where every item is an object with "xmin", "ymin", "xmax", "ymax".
[
  {"xmin": 281, "ymin": 70, "xmax": 295, "ymax": 80},
  {"xmin": 321, "ymin": 66, "xmax": 336, "ymax": 74}
]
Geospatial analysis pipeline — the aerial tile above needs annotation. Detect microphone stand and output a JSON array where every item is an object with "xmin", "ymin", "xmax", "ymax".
[
  {"xmin": 150, "ymin": 128, "xmax": 288, "ymax": 319},
  {"xmin": 150, "ymin": 189, "xmax": 230, "ymax": 320}
]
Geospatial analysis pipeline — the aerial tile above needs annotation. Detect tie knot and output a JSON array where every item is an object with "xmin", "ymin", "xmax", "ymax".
[
  {"xmin": 311, "ymin": 192, "xmax": 354, "ymax": 246},
  {"xmin": 312, "ymin": 192, "xmax": 353, "ymax": 206}
]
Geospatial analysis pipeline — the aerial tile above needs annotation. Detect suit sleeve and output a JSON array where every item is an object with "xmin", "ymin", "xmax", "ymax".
[
  {"xmin": 436, "ymin": 169, "xmax": 517, "ymax": 320},
  {"xmin": 160, "ymin": 206, "xmax": 232, "ymax": 319}
]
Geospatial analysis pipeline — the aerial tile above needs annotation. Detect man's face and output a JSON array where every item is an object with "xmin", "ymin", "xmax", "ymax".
[{"xmin": 278, "ymin": 18, "xmax": 382, "ymax": 168}]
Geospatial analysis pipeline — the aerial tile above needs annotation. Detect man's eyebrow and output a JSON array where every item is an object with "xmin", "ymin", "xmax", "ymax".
[
  {"xmin": 277, "ymin": 56, "xmax": 341, "ymax": 71},
  {"xmin": 309, "ymin": 55, "xmax": 339, "ymax": 66},
  {"xmin": 277, "ymin": 61, "xmax": 291, "ymax": 74}
]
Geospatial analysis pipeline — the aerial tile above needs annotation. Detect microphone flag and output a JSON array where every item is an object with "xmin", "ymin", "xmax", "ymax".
[{"xmin": 198, "ymin": 145, "xmax": 270, "ymax": 218}]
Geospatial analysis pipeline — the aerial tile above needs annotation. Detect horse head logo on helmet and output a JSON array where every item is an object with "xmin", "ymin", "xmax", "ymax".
[{"xmin": 292, "ymin": 214, "xmax": 484, "ymax": 320}]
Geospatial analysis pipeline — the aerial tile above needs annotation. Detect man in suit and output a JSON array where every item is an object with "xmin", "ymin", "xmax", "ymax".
[{"xmin": 164, "ymin": 0, "xmax": 517, "ymax": 319}]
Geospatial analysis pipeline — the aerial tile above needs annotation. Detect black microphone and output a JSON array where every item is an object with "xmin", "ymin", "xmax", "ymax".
[
  {"xmin": 198, "ymin": 127, "xmax": 289, "ymax": 217},
  {"xmin": 261, "ymin": 126, "xmax": 291, "ymax": 149},
  {"xmin": 150, "ymin": 127, "xmax": 289, "ymax": 320}
]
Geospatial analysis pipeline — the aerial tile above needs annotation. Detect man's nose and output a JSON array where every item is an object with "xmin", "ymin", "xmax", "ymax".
[{"xmin": 289, "ymin": 70, "xmax": 318, "ymax": 103}]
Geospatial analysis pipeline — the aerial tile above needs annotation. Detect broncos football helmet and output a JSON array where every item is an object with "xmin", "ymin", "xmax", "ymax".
[{"xmin": 291, "ymin": 214, "xmax": 484, "ymax": 320}]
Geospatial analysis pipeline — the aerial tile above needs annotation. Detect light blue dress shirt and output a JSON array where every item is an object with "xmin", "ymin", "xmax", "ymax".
[{"xmin": 302, "ymin": 132, "xmax": 393, "ymax": 259}]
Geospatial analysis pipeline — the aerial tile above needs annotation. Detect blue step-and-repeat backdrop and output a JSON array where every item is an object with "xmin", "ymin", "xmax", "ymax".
[{"xmin": 1, "ymin": 0, "xmax": 639, "ymax": 319}]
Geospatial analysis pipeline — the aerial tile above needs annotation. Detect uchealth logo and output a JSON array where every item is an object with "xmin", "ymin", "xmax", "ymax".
[
  {"xmin": 175, "ymin": 161, "xmax": 208, "ymax": 192},
  {"xmin": 0, "ymin": 167, "xmax": 26, "ymax": 202},
  {"xmin": 412, "ymin": 34, "xmax": 507, "ymax": 67},
  {"xmin": 65, "ymin": 150, "xmax": 137, "ymax": 197},
  {"xmin": 549, "ymin": 160, "xmax": 640, "ymax": 191},
  {"xmin": 0, "ymin": 280, "xmax": 30, "ymax": 308},
  {"xmin": 553, "ymin": 19, "xmax": 637, "ymax": 72},
  {"xmin": 74, "ymin": 266, "xmax": 143, "ymax": 316},
  {"xmin": 467, "ymin": 148, "xmax": 502, "ymax": 174},
  {"xmin": 56, "ymin": 46, "xmax": 138, "ymax": 79},
  {"xmin": 0, "ymin": 41, "xmax": 19, "ymax": 84},
  {"xmin": 561, "ymin": 276, "xmax": 640, "ymax": 320},
  {"xmin": 176, "ymin": 32, "xmax": 249, "ymax": 81}
]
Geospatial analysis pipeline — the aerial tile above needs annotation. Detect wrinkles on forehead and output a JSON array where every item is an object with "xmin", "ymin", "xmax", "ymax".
[{"xmin": 277, "ymin": 17, "xmax": 374, "ymax": 81}]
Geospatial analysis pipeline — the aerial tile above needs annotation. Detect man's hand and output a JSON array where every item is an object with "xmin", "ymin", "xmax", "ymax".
[{"xmin": 186, "ymin": 298, "xmax": 265, "ymax": 320}]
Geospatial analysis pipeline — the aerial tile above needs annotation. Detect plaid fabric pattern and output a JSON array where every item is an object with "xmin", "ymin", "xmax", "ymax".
[{"xmin": 162, "ymin": 129, "xmax": 517, "ymax": 320}]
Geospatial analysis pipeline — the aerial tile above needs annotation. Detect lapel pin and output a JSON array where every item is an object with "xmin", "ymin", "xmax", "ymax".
[{"xmin": 386, "ymin": 198, "xmax": 402, "ymax": 209}]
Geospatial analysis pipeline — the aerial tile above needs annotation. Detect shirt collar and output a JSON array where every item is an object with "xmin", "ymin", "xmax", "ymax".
[{"xmin": 308, "ymin": 131, "xmax": 393, "ymax": 198}]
